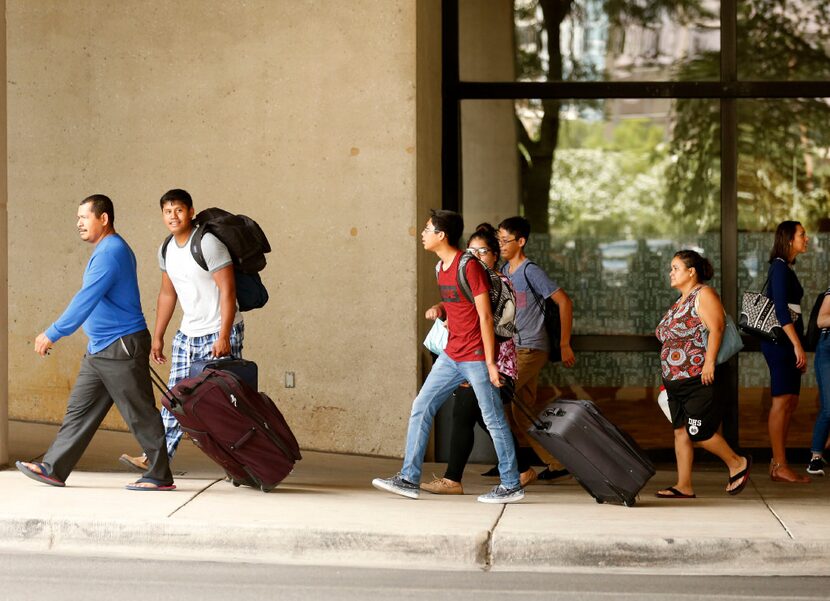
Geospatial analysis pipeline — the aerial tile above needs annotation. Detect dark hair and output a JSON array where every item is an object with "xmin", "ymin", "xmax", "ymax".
[
  {"xmin": 769, "ymin": 220, "xmax": 802, "ymax": 264},
  {"xmin": 81, "ymin": 194, "xmax": 115, "ymax": 226},
  {"xmin": 674, "ymin": 249, "xmax": 714, "ymax": 282},
  {"xmin": 429, "ymin": 209, "xmax": 464, "ymax": 249},
  {"xmin": 159, "ymin": 188, "xmax": 193, "ymax": 209},
  {"xmin": 467, "ymin": 222, "xmax": 499, "ymax": 256},
  {"xmin": 498, "ymin": 216, "xmax": 531, "ymax": 242}
]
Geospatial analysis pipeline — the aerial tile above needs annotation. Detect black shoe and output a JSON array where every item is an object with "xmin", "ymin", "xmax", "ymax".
[
  {"xmin": 807, "ymin": 457, "xmax": 827, "ymax": 476},
  {"xmin": 538, "ymin": 467, "xmax": 570, "ymax": 481},
  {"xmin": 481, "ymin": 465, "xmax": 500, "ymax": 477}
]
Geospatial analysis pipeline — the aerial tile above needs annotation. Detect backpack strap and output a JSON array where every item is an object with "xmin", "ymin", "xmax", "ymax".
[
  {"xmin": 523, "ymin": 261, "xmax": 547, "ymax": 313},
  {"xmin": 189, "ymin": 226, "xmax": 209, "ymax": 271},
  {"xmin": 456, "ymin": 252, "xmax": 475, "ymax": 303},
  {"xmin": 161, "ymin": 229, "xmax": 209, "ymax": 272},
  {"xmin": 161, "ymin": 234, "xmax": 173, "ymax": 263}
]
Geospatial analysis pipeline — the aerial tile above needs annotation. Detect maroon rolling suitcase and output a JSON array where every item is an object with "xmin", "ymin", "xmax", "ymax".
[{"xmin": 151, "ymin": 367, "xmax": 301, "ymax": 492}]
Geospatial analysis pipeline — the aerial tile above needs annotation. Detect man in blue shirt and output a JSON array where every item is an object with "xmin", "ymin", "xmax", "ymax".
[{"xmin": 15, "ymin": 195, "xmax": 174, "ymax": 491}]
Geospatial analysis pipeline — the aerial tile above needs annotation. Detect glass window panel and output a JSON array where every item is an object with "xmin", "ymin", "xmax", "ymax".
[
  {"xmin": 738, "ymin": 1, "xmax": 830, "ymax": 81},
  {"xmin": 461, "ymin": 98, "xmax": 721, "ymax": 336},
  {"xmin": 738, "ymin": 352, "xmax": 818, "ymax": 448},
  {"xmin": 737, "ymin": 99, "xmax": 830, "ymax": 233},
  {"xmin": 737, "ymin": 97, "xmax": 830, "ymax": 449},
  {"xmin": 458, "ymin": 0, "xmax": 721, "ymax": 82}
]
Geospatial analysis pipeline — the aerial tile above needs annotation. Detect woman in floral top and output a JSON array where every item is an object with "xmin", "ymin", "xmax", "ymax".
[
  {"xmin": 420, "ymin": 223, "xmax": 526, "ymax": 495},
  {"xmin": 654, "ymin": 250, "xmax": 751, "ymax": 498}
]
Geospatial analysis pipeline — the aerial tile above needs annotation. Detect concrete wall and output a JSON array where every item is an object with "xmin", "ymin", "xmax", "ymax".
[{"xmin": 6, "ymin": 1, "xmax": 422, "ymax": 457}]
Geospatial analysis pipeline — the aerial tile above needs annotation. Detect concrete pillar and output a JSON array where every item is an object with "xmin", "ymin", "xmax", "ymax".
[
  {"xmin": 0, "ymin": 0, "xmax": 8, "ymax": 466},
  {"xmin": 458, "ymin": 0, "xmax": 519, "ymax": 230}
]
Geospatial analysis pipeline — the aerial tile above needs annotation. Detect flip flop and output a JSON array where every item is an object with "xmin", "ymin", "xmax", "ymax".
[
  {"xmin": 654, "ymin": 486, "xmax": 696, "ymax": 499},
  {"xmin": 727, "ymin": 455, "xmax": 753, "ymax": 496},
  {"xmin": 126, "ymin": 477, "xmax": 176, "ymax": 491},
  {"xmin": 15, "ymin": 461, "xmax": 65, "ymax": 487}
]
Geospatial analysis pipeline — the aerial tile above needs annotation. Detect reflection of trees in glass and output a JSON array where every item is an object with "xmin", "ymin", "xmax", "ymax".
[
  {"xmin": 667, "ymin": 0, "xmax": 830, "ymax": 232},
  {"xmin": 514, "ymin": 0, "xmax": 714, "ymax": 233},
  {"xmin": 550, "ymin": 116, "xmax": 674, "ymax": 239}
]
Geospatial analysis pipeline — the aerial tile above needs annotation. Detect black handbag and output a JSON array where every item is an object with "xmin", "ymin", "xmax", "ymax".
[
  {"xmin": 525, "ymin": 262, "xmax": 562, "ymax": 364},
  {"xmin": 738, "ymin": 275, "xmax": 798, "ymax": 344}
]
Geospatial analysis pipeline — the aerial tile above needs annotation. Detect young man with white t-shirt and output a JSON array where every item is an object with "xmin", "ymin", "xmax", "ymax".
[{"xmin": 119, "ymin": 189, "xmax": 244, "ymax": 471}]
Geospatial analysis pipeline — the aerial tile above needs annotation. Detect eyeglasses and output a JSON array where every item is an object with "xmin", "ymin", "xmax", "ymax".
[
  {"xmin": 467, "ymin": 247, "xmax": 491, "ymax": 256},
  {"xmin": 498, "ymin": 238, "xmax": 517, "ymax": 246},
  {"xmin": 422, "ymin": 226, "xmax": 441, "ymax": 235}
]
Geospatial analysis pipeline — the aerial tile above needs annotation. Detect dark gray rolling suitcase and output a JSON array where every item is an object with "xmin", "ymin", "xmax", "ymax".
[{"xmin": 522, "ymin": 399, "xmax": 655, "ymax": 506}]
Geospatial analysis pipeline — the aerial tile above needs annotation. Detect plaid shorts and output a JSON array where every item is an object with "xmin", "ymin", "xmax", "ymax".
[{"xmin": 161, "ymin": 321, "xmax": 245, "ymax": 458}]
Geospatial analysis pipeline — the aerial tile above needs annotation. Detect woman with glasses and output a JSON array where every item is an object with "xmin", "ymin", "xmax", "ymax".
[{"xmin": 420, "ymin": 223, "xmax": 534, "ymax": 495}]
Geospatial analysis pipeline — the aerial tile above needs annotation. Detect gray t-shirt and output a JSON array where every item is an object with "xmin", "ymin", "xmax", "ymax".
[{"xmin": 502, "ymin": 259, "xmax": 560, "ymax": 352}]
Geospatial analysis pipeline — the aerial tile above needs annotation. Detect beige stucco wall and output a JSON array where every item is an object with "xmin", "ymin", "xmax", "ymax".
[{"xmin": 7, "ymin": 1, "xmax": 423, "ymax": 457}]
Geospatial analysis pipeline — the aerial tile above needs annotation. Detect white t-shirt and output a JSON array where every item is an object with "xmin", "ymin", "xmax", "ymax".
[{"xmin": 159, "ymin": 227, "xmax": 243, "ymax": 337}]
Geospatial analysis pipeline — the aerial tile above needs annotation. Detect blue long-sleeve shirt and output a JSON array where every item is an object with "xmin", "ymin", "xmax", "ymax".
[
  {"xmin": 45, "ymin": 234, "xmax": 147, "ymax": 354},
  {"xmin": 767, "ymin": 257, "xmax": 804, "ymax": 329}
]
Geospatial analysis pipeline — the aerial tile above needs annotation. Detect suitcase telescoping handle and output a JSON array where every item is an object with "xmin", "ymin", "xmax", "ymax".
[
  {"xmin": 510, "ymin": 393, "xmax": 549, "ymax": 431},
  {"xmin": 149, "ymin": 365, "xmax": 182, "ymax": 413}
]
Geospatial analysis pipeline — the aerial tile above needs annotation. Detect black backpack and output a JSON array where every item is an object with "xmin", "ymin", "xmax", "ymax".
[
  {"xmin": 804, "ymin": 291, "xmax": 827, "ymax": 352},
  {"xmin": 162, "ymin": 208, "xmax": 271, "ymax": 312}
]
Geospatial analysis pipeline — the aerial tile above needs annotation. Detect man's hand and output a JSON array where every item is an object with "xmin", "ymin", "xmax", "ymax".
[
  {"xmin": 151, "ymin": 337, "xmax": 167, "ymax": 365},
  {"xmin": 560, "ymin": 344, "xmax": 576, "ymax": 368},
  {"xmin": 425, "ymin": 304, "xmax": 444, "ymax": 321},
  {"xmin": 34, "ymin": 332, "xmax": 53, "ymax": 357},
  {"xmin": 212, "ymin": 336, "xmax": 231, "ymax": 358}
]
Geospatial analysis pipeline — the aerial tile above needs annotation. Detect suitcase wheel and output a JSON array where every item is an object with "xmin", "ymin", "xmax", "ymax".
[{"xmin": 595, "ymin": 498, "xmax": 604, "ymax": 504}]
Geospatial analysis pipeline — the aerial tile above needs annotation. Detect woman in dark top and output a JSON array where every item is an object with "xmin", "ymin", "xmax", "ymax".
[{"xmin": 762, "ymin": 221, "xmax": 810, "ymax": 483}]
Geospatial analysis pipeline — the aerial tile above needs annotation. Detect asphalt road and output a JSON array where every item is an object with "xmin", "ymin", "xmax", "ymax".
[{"xmin": 1, "ymin": 551, "xmax": 827, "ymax": 601}]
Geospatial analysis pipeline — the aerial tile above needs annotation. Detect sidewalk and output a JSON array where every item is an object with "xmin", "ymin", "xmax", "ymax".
[{"xmin": 2, "ymin": 420, "xmax": 829, "ymax": 574}]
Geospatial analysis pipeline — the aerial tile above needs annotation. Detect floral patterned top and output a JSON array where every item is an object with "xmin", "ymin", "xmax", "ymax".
[
  {"xmin": 496, "ymin": 273, "xmax": 518, "ymax": 379},
  {"xmin": 655, "ymin": 286, "xmax": 706, "ymax": 381}
]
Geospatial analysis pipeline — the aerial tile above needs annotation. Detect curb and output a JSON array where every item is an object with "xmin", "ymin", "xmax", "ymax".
[
  {"xmin": 491, "ymin": 533, "xmax": 830, "ymax": 575},
  {"xmin": 0, "ymin": 517, "xmax": 492, "ymax": 570},
  {"xmin": 3, "ymin": 516, "xmax": 830, "ymax": 574}
]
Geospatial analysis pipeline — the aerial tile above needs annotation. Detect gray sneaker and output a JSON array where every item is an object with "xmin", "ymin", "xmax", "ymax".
[
  {"xmin": 477, "ymin": 484, "xmax": 525, "ymax": 504},
  {"xmin": 372, "ymin": 473, "xmax": 420, "ymax": 499}
]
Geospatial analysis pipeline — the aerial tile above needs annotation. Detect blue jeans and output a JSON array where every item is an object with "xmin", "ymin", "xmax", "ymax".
[
  {"xmin": 812, "ymin": 332, "xmax": 830, "ymax": 454},
  {"xmin": 401, "ymin": 353, "xmax": 519, "ymax": 489}
]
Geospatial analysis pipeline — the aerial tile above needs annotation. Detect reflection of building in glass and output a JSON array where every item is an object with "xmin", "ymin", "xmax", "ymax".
[{"xmin": 514, "ymin": 0, "xmax": 720, "ymax": 83}]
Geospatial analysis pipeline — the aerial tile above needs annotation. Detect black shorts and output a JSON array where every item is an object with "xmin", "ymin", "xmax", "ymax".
[{"xmin": 663, "ymin": 371, "xmax": 723, "ymax": 442}]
